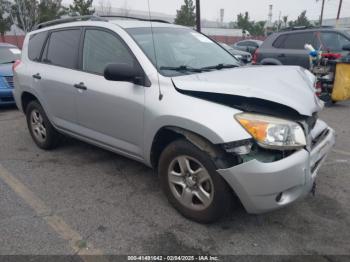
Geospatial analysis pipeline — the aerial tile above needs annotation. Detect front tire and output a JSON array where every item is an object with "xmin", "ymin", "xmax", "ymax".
[
  {"xmin": 26, "ymin": 100, "xmax": 60, "ymax": 150},
  {"xmin": 158, "ymin": 139, "xmax": 233, "ymax": 223}
]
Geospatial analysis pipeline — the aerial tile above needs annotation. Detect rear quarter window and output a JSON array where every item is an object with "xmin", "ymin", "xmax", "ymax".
[
  {"xmin": 28, "ymin": 31, "xmax": 48, "ymax": 61},
  {"xmin": 272, "ymin": 34, "xmax": 288, "ymax": 48}
]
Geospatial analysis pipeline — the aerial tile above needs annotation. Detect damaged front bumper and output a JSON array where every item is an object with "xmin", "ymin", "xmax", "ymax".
[{"xmin": 218, "ymin": 121, "xmax": 335, "ymax": 214}]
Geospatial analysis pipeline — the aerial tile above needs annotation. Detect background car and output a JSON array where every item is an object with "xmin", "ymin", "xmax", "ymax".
[
  {"xmin": 232, "ymin": 39, "xmax": 263, "ymax": 54},
  {"xmin": 219, "ymin": 42, "xmax": 252, "ymax": 64},
  {"xmin": 0, "ymin": 43, "xmax": 21, "ymax": 106},
  {"xmin": 255, "ymin": 27, "xmax": 350, "ymax": 68}
]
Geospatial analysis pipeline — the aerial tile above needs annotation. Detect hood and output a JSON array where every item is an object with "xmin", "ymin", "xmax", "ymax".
[
  {"xmin": 0, "ymin": 64, "xmax": 13, "ymax": 76},
  {"xmin": 172, "ymin": 65, "xmax": 323, "ymax": 117}
]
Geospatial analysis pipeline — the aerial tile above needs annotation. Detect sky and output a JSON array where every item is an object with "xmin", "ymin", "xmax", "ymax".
[{"xmin": 62, "ymin": 0, "xmax": 350, "ymax": 22}]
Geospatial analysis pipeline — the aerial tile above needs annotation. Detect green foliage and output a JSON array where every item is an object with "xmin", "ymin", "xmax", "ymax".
[
  {"xmin": 69, "ymin": 0, "xmax": 94, "ymax": 16},
  {"xmin": 9, "ymin": 0, "xmax": 68, "ymax": 32},
  {"xmin": 0, "ymin": 0, "xmax": 12, "ymax": 36},
  {"xmin": 38, "ymin": 0, "xmax": 67, "ymax": 24},
  {"xmin": 10, "ymin": 0, "xmax": 38, "ymax": 32},
  {"xmin": 235, "ymin": 12, "xmax": 266, "ymax": 36},
  {"xmin": 288, "ymin": 10, "xmax": 312, "ymax": 27},
  {"xmin": 175, "ymin": 0, "xmax": 196, "ymax": 27}
]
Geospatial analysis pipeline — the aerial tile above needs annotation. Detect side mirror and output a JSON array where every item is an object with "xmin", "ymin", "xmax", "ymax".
[
  {"xmin": 343, "ymin": 44, "xmax": 350, "ymax": 51},
  {"xmin": 104, "ymin": 63, "xmax": 149, "ymax": 86}
]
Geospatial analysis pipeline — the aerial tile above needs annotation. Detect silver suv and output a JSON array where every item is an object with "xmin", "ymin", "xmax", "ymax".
[{"xmin": 13, "ymin": 16, "xmax": 335, "ymax": 223}]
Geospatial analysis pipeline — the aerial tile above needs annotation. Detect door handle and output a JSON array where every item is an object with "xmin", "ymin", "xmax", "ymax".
[
  {"xmin": 277, "ymin": 54, "xmax": 286, "ymax": 58},
  {"xmin": 32, "ymin": 73, "xmax": 41, "ymax": 80},
  {"xmin": 74, "ymin": 82, "xmax": 87, "ymax": 90}
]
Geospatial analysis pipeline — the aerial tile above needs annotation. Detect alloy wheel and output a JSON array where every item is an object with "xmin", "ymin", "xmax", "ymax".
[{"xmin": 168, "ymin": 155, "xmax": 214, "ymax": 211}]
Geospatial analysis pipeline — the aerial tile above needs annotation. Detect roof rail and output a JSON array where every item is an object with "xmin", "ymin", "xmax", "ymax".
[
  {"xmin": 33, "ymin": 15, "xmax": 108, "ymax": 30},
  {"xmin": 280, "ymin": 25, "xmax": 334, "ymax": 32},
  {"xmin": 99, "ymin": 15, "xmax": 171, "ymax": 24}
]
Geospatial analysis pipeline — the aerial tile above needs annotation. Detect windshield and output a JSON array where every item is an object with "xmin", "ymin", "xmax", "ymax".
[
  {"xmin": 0, "ymin": 47, "xmax": 21, "ymax": 64},
  {"xmin": 127, "ymin": 27, "xmax": 240, "ymax": 77}
]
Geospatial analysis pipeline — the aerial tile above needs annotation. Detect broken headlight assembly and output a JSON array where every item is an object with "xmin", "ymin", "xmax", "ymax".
[{"xmin": 235, "ymin": 113, "xmax": 306, "ymax": 150}]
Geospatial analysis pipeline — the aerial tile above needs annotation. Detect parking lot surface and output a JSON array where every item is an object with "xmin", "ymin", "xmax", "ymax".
[{"xmin": 0, "ymin": 102, "xmax": 350, "ymax": 256}]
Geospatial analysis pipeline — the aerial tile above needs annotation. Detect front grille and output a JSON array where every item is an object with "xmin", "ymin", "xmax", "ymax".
[{"xmin": 3, "ymin": 76, "xmax": 14, "ymax": 89}]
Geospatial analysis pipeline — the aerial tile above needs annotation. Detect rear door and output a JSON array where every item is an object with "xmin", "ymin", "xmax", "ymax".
[
  {"xmin": 273, "ymin": 32, "xmax": 316, "ymax": 68},
  {"xmin": 75, "ymin": 28, "xmax": 145, "ymax": 158},
  {"xmin": 39, "ymin": 28, "xmax": 81, "ymax": 131}
]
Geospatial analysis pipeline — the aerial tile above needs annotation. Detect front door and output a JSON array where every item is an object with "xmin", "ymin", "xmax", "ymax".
[{"xmin": 75, "ymin": 28, "xmax": 145, "ymax": 158}]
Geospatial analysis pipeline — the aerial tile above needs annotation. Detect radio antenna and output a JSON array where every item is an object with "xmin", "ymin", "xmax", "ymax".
[{"xmin": 147, "ymin": 0, "xmax": 163, "ymax": 100}]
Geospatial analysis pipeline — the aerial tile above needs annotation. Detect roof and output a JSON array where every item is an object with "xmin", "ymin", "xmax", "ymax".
[
  {"xmin": 277, "ymin": 27, "xmax": 346, "ymax": 34},
  {"xmin": 108, "ymin": 19, "xmax": 183, "ymax": 29},
  {"xmin": 33, "ymin": 15, "xmax": 183, "ymax": 31}
]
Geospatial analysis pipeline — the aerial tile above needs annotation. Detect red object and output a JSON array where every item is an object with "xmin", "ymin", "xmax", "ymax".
[
  {"xmin": 12, "ymin": 59, "xmax": 21, "ymax": 72},
  {"xmin": 315, "ymin": 81, "xmax": 322, "ymax": 97},
  {"xmin": 321, "ymin": 53, "xmax": 342, "ymax": 60},
  {"xmin": 252, "ymin": 49, "xmax": 259, "ymax": 64}
]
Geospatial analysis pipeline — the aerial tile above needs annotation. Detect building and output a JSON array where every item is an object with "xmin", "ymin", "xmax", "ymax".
[{"xmin": 322, "ymin": 17, "xmax": 350, "ymax": 28}]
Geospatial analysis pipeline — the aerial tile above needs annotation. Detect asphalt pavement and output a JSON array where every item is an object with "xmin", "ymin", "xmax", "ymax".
[{"xmin": 0, "ymin": 102, "xmax": 350, "ymax": 257}]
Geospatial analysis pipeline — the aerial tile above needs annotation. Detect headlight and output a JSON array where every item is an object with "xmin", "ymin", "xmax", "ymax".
[
  {"xmin": 235, "ymin": 113, "xmax": 306, "ymax": 150},
  {"xmin": 234, "ymin": 55, "xmax": 243, "ymax": 60}
]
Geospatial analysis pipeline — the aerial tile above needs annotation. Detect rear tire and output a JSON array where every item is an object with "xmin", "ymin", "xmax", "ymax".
[
  {"xmin": 158, "ymin": 139, "xmax": 233, "ymax": 223},
  {"xmin": 26, "ymin": 100, "xmax": 60, "ymax": 150}
]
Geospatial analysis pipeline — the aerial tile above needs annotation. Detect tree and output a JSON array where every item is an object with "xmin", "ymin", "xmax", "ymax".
[
  {"xmin": 69, "ymin": 0, "xmax": 94, "ymax": 16},
  {"xmin": 38, "ymin": 0, "xmax": 67, "ymax": 24},
  {"xmin": 0, "ymin": 0, "xmax": 12, "ymax": 39},
  {"xmin": 282, "ymin": 16, "xmax": 288, "ymax": 28},
  {"xmin": 289, "ymin": 10, "xmax": 311, "ymax": 27},
  {"xmin": 251, "ymin": 21, "xmax": 266, "ymax": 36},
  {"xmin": 10, "ymin": 0, "xmax": 39, "ymax": 33},
  {"xmin": 236, "ymin": 12, "xmax": 251, "ymax": 32},
  {"xmin": 9, "ymin": 0, "xmax": 67, "ymax": 32},
  {"xmin": 235, "ymin": 12, "xmax": 266, "ymax": 36},
  {"xmin": 174, "ymin": 0, "xmax": 196, "ymax": 27}
]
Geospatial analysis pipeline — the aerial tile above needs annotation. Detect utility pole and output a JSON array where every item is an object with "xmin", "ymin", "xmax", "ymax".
[
  {"xmin": 196, "ymin": 0, "xmax": 201, "ymax": 32},
  {"xmin": 336, "ymin": 0, "xmax": 343, "ymax": 28},
  {"xmin": 319, "ymin": 0, "xmax": 325, "ymax": 26}
]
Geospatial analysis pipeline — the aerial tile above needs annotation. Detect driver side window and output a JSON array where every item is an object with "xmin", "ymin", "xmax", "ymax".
[{"xmin": 82, "ymin": 29, "xmax": 134, "ymax": 75}]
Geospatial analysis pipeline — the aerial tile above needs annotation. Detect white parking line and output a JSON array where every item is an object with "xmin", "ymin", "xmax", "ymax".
[{"xmin": 0, "ymin": 164, "xmax": 105, "ymax": 258}]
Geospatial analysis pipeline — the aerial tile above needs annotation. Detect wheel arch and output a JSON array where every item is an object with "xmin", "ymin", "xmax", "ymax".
[
  {"xmin": 21, "ymin": 91, "xmax": 40, "ymax": 114},
  {"xmin": 149, "ymin": 126, "xmax": 236, "ymax": 170},
  {"xmin": 260, "ymin": 58, "xmax": 282, "ymax": 65}
]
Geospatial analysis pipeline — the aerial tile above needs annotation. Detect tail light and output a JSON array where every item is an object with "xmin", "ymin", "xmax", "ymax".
[
  {"xmin": 12, "ymin": 59, "xmax": 21, "ymax": 72},
  {"xmin": 252, "ymin": 49, "xmax": 259, "ymax": 64},
  {"xmin": 315, "ymin": 81, "xmax": 322, "ymax": 97}
]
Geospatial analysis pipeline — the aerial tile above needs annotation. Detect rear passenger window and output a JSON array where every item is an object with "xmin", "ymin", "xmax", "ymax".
[
  {"xmin": 28, "ymin": 32, "xmax": 48, "ymax": 61},
  {"xmin": 82, "ymin": 29, "xmax": 135, "ymax": 75},
  {"xmin": 280, "ymin": 32, "xmax": 315, "ymax": 49},
  {"xmin": 43, "ymin": 29, "xmax": 80, "ymax": 69},
  {"xmin": 273, "ymin": 35, "xmax": 288, "ymax": 48}
]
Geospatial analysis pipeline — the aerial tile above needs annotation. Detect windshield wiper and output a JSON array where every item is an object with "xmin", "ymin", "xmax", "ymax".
[
  {"xmin": 159, "ymin": 65, "xmax": 202, "ymax": 73},
  {"xmin": 0, "ymin": 60, "xmax": 16, "ymax": 65},
  {"xmin": 200, "ymin": 63, "xmax": 238, "ymax": 71}
]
